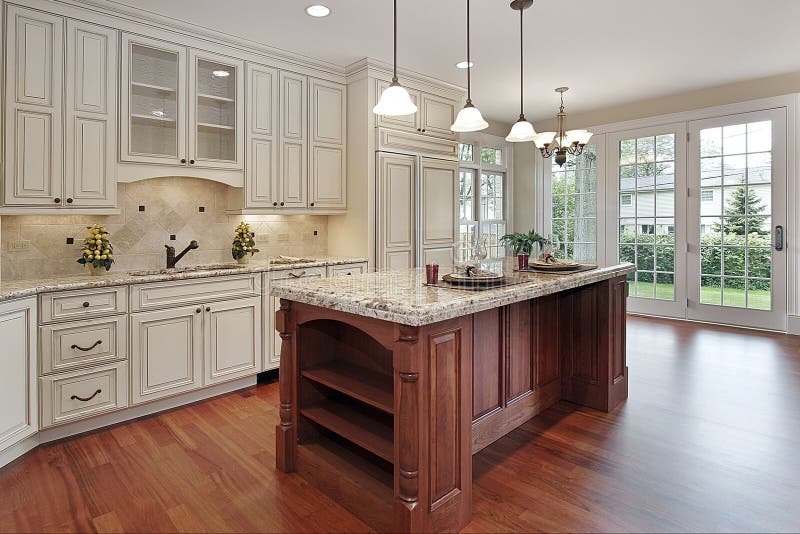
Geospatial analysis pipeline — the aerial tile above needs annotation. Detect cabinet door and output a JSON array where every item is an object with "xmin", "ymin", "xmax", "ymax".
[
  {"xmin": 279, "ymin": 71, "xmax": 307, "ymax": 207},
  {"xmin": 189, "ymin": 49, "xmax": 244, "ymax": 169},
  {"xmin": 245, "ymin": 63, "xmax": 278, "ymax": 208},
  {"xmin": 130, "ymin": 305, "xmax": 203, "ymax": 404},
  {"xmin": 420, "ymin": 157, "xmax": 458, "ymax": 267},
  {"xmin": 64, "ymin": 20, "xmax": 118, "ymax": 207},
  {"xmin": 3, "ymin": 6, "xmax": 64, "ymax": 206},
  {"xmin": 205, "ymin": 297, "xmax": 262, "ymax": 385},
  {"xmin": 0, "ymin": 298, "xmax": 37, "ymax": 452},
  {"xmin": 375, "ymin": 79, "xmax": 420, "ymax": 132},
  {"xmin": 120, "ymin": 33, "xmax": 186, "ymax": 165},
  {"xmin": 266, "ymin": 268, "xmax": 326, "ymax": 370},
  {"xmin": 309, "ymin": 78, "xmax": 346, "ymax": 209},
  {"xmin": 420, "ymin": 93, "xmax": 457, "ymax": 140},
  {"xmin": 377, "ymin": 153, "xmax": 416, "ymax": 270}
]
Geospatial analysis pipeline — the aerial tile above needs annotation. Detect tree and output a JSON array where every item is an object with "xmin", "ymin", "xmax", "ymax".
[{"xmin": 712, "ymin": 184, "xmax": 768, "ymax": 236}]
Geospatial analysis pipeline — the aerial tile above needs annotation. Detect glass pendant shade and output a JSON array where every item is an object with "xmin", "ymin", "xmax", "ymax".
[
  {"xmin": 568, "ymin": 129, "xmax": 593, "ymax": 144},
  {"xmin": 505, "ymin": 117, "xmax": 536, "ymax": 143},
  {"xmin": 533, "ymin": 131, "xmax": 556, "ymax": 148},
  {"xmin": 451, "ymin": 104, "xmax": 488, "ymax": 132},
  {"xmin": 373, "ymin": 82, "xmax": 418, "ymax": 116}
]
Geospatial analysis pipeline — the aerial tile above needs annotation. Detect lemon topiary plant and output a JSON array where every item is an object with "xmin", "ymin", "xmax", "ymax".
[
  {"xmin": 77, "ymin": 224, "xmax": 114, "ymax": 274},
  {"xmin": 232, "ymin": 221, "xmax": 259, "ymax": 263}
]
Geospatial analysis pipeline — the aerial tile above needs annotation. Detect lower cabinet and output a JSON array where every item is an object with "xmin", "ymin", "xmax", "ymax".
[
  {"xmin": 0, "ymin": 298, "xmax": 37, "ymax": 451},
  {"xmin": 130, "ymin": 297, "xmax": 262, "ymax": 404},
  {"xmin": 40, "ymin": 362, "xmax": 128, "ymax": 427}
]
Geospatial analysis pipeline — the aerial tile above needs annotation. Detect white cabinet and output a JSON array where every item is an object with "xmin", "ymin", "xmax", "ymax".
[
  {"xmin": 309, "ymin": 78, "xmax": 346, "ymax": 209},
  {"xmin": 205, "ymin": 296, "xmax": 261, "ymax": 385},
  {"xmin": 3, "ymin": 6, "xmax": 64, "ymax": 206},
  {"xmin": 0, "ymin": 298, "xmax": 37, "ymax": 452},
  {"xmin": 245, "ymin": 63, "xmax": 279, "ymax": 208},
  {"xmin": 327, "ymin": 262, "xmax": 367, "ymax": 277},
  {"xmin": 265, "ymin": 266, "xmax": 326, "ymax": 370},
  {"xmin": 279, "ymin": 71, "xmax": 308, "ymax": 208},
  {"xmin": 40, "ymin": 362, "xmax": 128, "ymax": 428},
  {"xmin": 377, "ymin": 153, "xmax": 416, "ymax": 270},
  {"xmin": 130, "ymin": 304, "xmax": 204, "ymax": 404},
  {"xmin": 376, "ymin": 79, "xmax": 420, "ymax": 132},
  {"xmin": 374, "ymin": 79, "xmax": 457, "ymax": 141},
  {"xmin": 420, "ymin": 157, "xmax": 458, "ymax": 267},
  {"xmin": 64, "ymin": 20, "xmax": 118, "ymax": 207},
  {"xmin": 121, "ymin": 34, "xmax": 244, "ymax": 170}
]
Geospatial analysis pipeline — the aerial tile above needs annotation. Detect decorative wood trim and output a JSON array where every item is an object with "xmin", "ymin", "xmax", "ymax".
[{"xmin": 275, "ymin": 299, "xmax": 296, "ymax": 472}]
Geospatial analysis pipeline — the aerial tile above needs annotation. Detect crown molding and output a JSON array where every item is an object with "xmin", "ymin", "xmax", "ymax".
[{"xmin": 346, "ymin": 57, "xmax": 466, "ymax": 100}]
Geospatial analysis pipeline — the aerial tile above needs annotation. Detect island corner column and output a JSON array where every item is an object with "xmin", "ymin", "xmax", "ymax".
[{"xmin": 275, "ymin": 299, "xmax": 297, "ymax": 473}]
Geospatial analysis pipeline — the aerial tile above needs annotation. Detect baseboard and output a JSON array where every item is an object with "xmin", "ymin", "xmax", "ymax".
[
  {"xmin": 0, "ymin": 376, "xmax": 257, "ymax": 470},
  {"xmin": 787, "ymin": 315, "xmax": 800, "ymax": 335}
]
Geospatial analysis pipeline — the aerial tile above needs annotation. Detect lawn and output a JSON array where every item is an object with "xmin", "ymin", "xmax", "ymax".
[{"xmin": 633, "ymin": 282, "xmax": 771, "ymax": 310}]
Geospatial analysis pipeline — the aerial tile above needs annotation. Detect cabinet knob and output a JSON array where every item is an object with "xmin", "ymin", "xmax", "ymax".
[
  {"xmin": 273, "ymin": 202, "xmax": 278, "ymax": 207},
  {"xmin": 205, "ymin": 306, "xmax": 211, "ymax": 312},
  {"xmin": 280, "ymin": 202, "xmax": 284, "ymax": 206},
  {"xmin": 417, "ymin": 128, "xmax": 421, "ymax": 132},
  {"xmin": 181, "ymin": 158, "xmax": 187, "ymax": 164},
  {"xmin": 82, "ymin": 301, "xmax": 90, "ymax": 307},
  {"xmin": 189, "ymin": 159, "xmax": 195, "ymax": 165},
  {"xmin": 54, "ymin": 197, "xmax": 61, "ymax": 204},
  {"xmin": 66, "ymin": 198, "xmax": 73, "ymax": 204},
  {"xmin": 310, "ymin": 202, "xmax": 315, "ymax": 207},
  {"xmin": 422, "ymin": 129, "xmax": 426, "ymax": 132},
  {"xmin": 196, "ymin": 307, "xmax": 201, "ymax": 313}
]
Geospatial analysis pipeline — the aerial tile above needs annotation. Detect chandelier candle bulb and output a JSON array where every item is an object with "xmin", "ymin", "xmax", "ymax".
[{"xmin": 538, "ymin": 87, "xmax": 592, "ymax": 166}]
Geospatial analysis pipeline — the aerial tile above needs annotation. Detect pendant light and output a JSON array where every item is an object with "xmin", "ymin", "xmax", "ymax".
[
  {"xmin": 450, "ymin": 0, "xmax": 488, "ymax": 132},
  {"xmin": 505, "ymin": 0, "xmax": 536, "ymax": 143},
  {"xmin": 373, "ymin": 0, "xmax": 418, "ymax": 116},
  {"xmin": 533, "ymin": 87, "xmax": 593, "ymax": 167}
]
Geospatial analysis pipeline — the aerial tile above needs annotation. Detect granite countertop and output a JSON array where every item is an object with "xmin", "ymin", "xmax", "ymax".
[
  {"xmin": 0, "ymin": 256, "xmax": 367, "ymax": 303},
  {"xmin": 271, "ymin": 258, "xmax": 635, "ymax": 326}
]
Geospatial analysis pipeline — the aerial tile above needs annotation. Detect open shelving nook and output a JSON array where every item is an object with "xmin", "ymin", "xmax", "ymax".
[{"xmin": 295, "ymin": 319, "xmax": 394, "ymax": 529}]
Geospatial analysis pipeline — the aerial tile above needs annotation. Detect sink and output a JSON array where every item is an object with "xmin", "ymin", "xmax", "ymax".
[
  {"xmin": 268, "ymin": 255, "xmax": 316, "ymax": 265},
  {"xmin": 128, "ymin": 263, "xmax": 246, "ymax": 276}
]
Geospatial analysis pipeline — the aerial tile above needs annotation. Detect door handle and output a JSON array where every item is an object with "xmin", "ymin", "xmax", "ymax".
[{"xmin": 775, "ymin": 225, "xmax": 784, "ymax": 251}]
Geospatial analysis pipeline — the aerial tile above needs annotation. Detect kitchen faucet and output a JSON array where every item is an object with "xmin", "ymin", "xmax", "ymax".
[{"xmin": 165, "ymin": 240, "xmax": 199, "ymax": 268}]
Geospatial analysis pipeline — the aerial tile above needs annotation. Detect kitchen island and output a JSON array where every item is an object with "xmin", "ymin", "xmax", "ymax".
[{"xmin": 271, "ymin": 259, "xmax": 634, "ymax": 533}]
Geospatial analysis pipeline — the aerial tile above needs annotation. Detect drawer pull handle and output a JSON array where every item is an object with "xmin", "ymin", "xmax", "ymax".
[
  {"xmin": 71, "ymin": 340, "xmax": 102, "ymax": 352},
  {"xmin": 71, "ymin": 389, "xmax": 102, "ymax": 402},
  {"xmin": 288, "ymin": 271, "xmax": 306, "ymax": 278},
  {"xmin": 82, "ymin": 301, "xmax": 90, "ymax": 308}
]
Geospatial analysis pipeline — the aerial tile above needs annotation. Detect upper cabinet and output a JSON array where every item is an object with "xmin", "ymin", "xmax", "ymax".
[
  {"xmin": 120, "ymin": 34, "xmax": 244, "ymax": 170},
  {"xmin": 309, "ymin": 78, "xmax": 346, "ymax": 209},
  {"xmin": 3, "ymin": 5, "xmax": 117, "ymax": 209},
  {"xmin": 375, "ymin": 79, "xmax": 457, "ymax": 141}
]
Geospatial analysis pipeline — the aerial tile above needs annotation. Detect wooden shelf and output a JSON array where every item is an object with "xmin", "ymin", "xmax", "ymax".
[
  {"xmin": 131, "ymin": 113, "xmax": 175, "ymax": 123},
  {"xmin": 302, "ymin": 362, "xmax": 393, "ymax": 414},
  {"xmin": 197, "ymin": 122, "xmax": 235, "ymax": 131},
  {"xmin": 301, "ymin": 399, "xmax": 393, "ymax": 463},
  {"xmin": 198, "ymin": 92, "xmax": 235, "ymax": 103},
  {"xmin": 131, "ymin": 81, "xmax": 176, "ymax": 93}
]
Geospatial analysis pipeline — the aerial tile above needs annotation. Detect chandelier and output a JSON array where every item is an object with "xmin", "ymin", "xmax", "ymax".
[{"xmin": 533, "ymin": 87, "xmax": 592, "ymax": 167}]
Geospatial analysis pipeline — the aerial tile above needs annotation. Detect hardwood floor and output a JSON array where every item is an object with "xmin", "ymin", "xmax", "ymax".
[{"xmin": 2, "ymin": 316, "xmax": 799, "ymax": 533}]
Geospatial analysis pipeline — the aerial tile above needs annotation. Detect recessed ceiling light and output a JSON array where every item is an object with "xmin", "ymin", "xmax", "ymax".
[
  {"xmin": 306, "ymin": 4, "xmax": 331, "ymax": 17},
  {"xmin": 212, "ymin": 70, "xmax": 230, "ymax": 77},
  {"xmin": 455, "ymin": 61, "xmax": 474, "ymax": 69}
]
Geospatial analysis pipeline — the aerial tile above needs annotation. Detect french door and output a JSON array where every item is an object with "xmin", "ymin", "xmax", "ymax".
[{"xmin": 686, "ymin": 109, "xmax": 787, "ymax": 330}]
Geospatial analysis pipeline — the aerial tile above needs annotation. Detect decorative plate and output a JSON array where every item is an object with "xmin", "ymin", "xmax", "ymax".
[
  {"xmin": 527, "ymin": 260, "xmax": 582, "ymax": 272},
  {"xmin": 442, "ymin": 272, "xmax": 506, "ymax": 285}
]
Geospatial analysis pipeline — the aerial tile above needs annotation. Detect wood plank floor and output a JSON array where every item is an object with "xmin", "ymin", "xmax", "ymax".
[{"xmin": 2, "ymin": 316, "xmax": 799, "ymax": 533}]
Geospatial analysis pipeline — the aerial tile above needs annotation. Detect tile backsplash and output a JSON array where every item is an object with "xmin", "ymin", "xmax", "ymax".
[{"xmin": 0, "ymin": 177, "xmax": 327, "ymax": 280}]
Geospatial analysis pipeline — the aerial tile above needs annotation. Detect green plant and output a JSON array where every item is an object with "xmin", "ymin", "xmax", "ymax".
[
  {"xmin": 232, "ymin": 221, "xmax": 259, "ymax": 260},
  {"xmin": 77, "ymin": 223, "xmax": 114, "ymax": 271},
  {"xmin": 499, "ymin": 230, "xmax": 548, "ymax": 256}
]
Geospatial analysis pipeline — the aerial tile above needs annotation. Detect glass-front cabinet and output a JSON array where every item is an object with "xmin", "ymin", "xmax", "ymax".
[{"xmin": 120, "ymin": 34, "xmax": 244, "ymax": 170}]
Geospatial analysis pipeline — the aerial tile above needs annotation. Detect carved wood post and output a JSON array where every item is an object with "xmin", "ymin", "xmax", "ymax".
[
  {"xmin": 394, "ymin": 324, "xmax": 423, "ymax": 531},
  {"xmin": 275, "ymin": 299, "xmax": 297, "ymax": 472}
]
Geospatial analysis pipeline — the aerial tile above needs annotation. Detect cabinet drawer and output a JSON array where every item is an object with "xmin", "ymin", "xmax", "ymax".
[
  {"xmin": 40, "ymin": 362, "xmax": 128, "ymax": 428},
  {"xmin": 40, "ymin": 316, "xmax": 127, "ymax": 375},
  {"xmin": 327, "ymin": 263, "xmax": 367, "ymax": 277},
  {"xmin": 130, "ymin": 274, "xmax": 259, "ymax": 312},
  {"xmin": 39, "ymin": 286, "xmax": 127, "ymax": 323},
  {"xmin": 270, "ymin": 266, "xmax": 326, "ymax": 281}
]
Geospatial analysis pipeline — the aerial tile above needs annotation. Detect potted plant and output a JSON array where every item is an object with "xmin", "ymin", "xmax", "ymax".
[
  {"xmin": 500, "ymin": 230, "xmax": 547, "ymax": 270},
  {"xmin": 77, "ymin": 224, "xmax": 114, "ymax": 275},
  {"xmin": 232, "ymin": 221, "xmax": 259, "ymax": 264}
]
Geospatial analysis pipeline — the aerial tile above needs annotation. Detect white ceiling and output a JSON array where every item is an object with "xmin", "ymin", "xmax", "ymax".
[{"xmin": 112, "ymin": 0, "xmax": 800, "ymax": 123}]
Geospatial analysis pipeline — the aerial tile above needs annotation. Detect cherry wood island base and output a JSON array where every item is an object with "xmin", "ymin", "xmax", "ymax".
[{"xmin": 275, "ymin": 275, "xmax": 629, "ymax": 533}]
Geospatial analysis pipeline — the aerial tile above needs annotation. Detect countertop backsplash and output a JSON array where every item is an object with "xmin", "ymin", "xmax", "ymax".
[{"xmin": 0, "ymin": 177, "xmax": 328, "ymax": 280}]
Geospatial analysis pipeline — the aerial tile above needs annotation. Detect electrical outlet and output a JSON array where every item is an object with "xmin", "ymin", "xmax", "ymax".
[{"xmin": 8, "ymin": 239, "xmax": 31, "ymax": 251}]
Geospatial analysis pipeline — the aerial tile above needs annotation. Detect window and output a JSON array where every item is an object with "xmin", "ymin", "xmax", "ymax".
[
  {"xmin": 480, "ymin": 172, "xmax": 506, "ymax": 258},
  {"xmin": 480, "ymin": 147, "xmax": 502, "ymax": 165},
  {"xmin": 621, "ymin": 194, "xmax": 632, "ymax": 206},
  {"xmin": 458, "ymin": 143, "xmax": 473, "ymax": 162},
  {"xmin": 551, "ymin": 145, "xmax": 598, "ymax": 262},
  {"xmin": 701, "ymin": 189, "xmax": 714, "ymax": 202},
  {"xmin": 459, "ymin": 169, "xmax": 478, "ymax": 261}
]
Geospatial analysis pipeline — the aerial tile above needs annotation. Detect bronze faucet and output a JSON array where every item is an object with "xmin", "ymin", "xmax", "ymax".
[{"xmin": 165, "ymin": 240, "xmax": 199, "ymax": 268}]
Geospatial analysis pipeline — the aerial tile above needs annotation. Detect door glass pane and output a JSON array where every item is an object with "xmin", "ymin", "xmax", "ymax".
[
  {"xmin": 699, "ymin": 120, "xmax": 773, "ymax": 310},
  {"xmin": 458, "ymin": 170, "xmax": 476, "ymax": 261},
  {"xmin": 618, "ymin": 134, "xmax": 675, "ymax": 300},
  {"xmin": 552, "ymin": 145, "xmax": 597, "ymax": 262},
  {"xmin": 195, "ymin": 59, "xmax": 237, "ymax": 161},
  {"xmin": 129, "ymin": 44, "xmax": 178, "ymax": 157}
]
